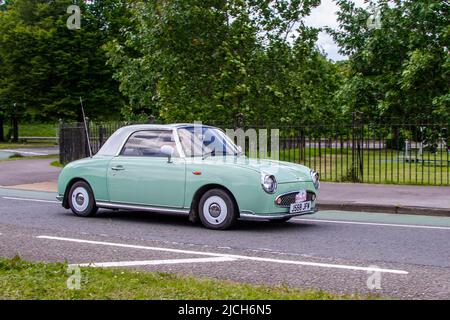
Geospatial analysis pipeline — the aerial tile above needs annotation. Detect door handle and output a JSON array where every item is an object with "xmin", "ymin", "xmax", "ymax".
[{"xmin": 111, "ymin": 165, "xmax": 125, "ymax": 171}]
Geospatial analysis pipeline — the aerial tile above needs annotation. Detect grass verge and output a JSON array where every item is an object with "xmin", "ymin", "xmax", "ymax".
[
  {"xmin": 50, "ymin": 160, "xmax": 64, "ymax": 168},
  {"xmin": 3, "ymin": 123, "xmax": 57, "ymax": 138},
  {"xmin": 278, "ymin": 148, "xmax": 450, "ymax": 186},
  {"xmin": 0, "ymin": 257, "xmax": 373, "ymax": 300}
]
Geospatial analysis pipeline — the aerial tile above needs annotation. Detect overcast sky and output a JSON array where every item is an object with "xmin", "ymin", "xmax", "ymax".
[{"xmin": 304, "ymin": 0, "xmax": 367, "ymax": 61}]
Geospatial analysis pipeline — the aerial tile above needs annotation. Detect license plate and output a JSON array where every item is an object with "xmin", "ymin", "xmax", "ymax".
[{"xmin": 290, "ymin": 201, "xmax": 312, "ymax": 214}]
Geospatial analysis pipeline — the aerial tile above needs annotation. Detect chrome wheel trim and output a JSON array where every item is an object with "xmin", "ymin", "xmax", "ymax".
[
  {"xmin": 203, "ymin": 196, "xmax": 227, "ymax": 225},
  {"xmin": 71, "ymin": 187, "xmax": 89, "ymax": 212}
]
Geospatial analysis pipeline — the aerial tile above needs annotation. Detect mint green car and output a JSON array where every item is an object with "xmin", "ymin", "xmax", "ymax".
[{"xmin": 57, "ymin": 124, "xmax": 319, "ymax": 230}]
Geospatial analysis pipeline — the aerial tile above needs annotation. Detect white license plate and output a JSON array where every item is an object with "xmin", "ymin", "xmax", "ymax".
[{"xmin": 290, "ymin": 201, "xmax": 312, "ymax": 214}]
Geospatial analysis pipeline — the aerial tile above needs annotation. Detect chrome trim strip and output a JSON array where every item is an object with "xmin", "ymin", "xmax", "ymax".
[
  {"xmin": 239, "ymin": 207, "xmax": 318, "ymax": 221},
  {"xmin": 96, "ymin": 201, "xmax": 190, "ymax": 215}
]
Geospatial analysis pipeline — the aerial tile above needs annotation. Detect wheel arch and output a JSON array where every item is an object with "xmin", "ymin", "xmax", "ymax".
[
  {"xmin": 62, "ymin": 177, "xmax": 91, "ymax": 209},
  {"xmin": 189, "ymin": 183, "xmax": 240, "ymax": 222}
]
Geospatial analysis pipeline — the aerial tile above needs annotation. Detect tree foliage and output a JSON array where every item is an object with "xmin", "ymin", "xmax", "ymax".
[
  {"xmin": 106, "ymin": 0, "xmax": 343, "ymax": 124},
  {"xmin": 0, "ymin": 0, "xmax": 125, "ymax": 122},
  {"xmin": 1, "ymin": 0, "xmax": 447, "ymax": 127},
  {"xmin": 330, "ymin": 0, "xmax": 450, "ymax": 123}
]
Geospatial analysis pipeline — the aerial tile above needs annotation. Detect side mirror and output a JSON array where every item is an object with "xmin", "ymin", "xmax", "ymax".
[{"xmin": 160, "ymin": 145, "xmax": 174, "ymax": 163}]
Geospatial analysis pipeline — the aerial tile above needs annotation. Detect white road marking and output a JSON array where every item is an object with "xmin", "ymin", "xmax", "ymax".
[
  {"xmin": 38, "ymin": 235, "xmax": 409, "ymax": 275},
  {"xmin": 72, "ymin": 257, "xmax": 236, "ymax": 268},
  {"xmin": 2, "ymin": 197, "xmax": 59, "ymax": 204},
  {"xmin": 2, "ymin": 149, "xmax": 47, "ymax": 156},
  {"xmin": 4, "ymin": 195, "xmax": 448, "ymax": 231},
  {"xmin": 293, "ymin": 218, "xmax": 450, "ymax": 231}
]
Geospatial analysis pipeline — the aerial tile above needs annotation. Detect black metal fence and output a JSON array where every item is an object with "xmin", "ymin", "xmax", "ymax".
[
  {"xmin": 59, "ymin": 117, "xmax": 450, "ymax": 186},
  {"xmin": 59, "ymin": 121, "xmax": 125, "ymax": 164}
]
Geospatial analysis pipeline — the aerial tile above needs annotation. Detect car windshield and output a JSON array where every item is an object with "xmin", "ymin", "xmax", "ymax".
[{"xmin": 178, "ymin": 126, "xmax": 240, "ymax": 157}]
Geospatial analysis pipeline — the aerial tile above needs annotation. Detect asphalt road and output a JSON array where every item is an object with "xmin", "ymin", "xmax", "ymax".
[
  {"xmin": 0, "ymin": 188, "xmax": 449, "ymax": 299},
  {"xmin": 0, "ymin": 159, "xmax": 60, "ymax": 186}
]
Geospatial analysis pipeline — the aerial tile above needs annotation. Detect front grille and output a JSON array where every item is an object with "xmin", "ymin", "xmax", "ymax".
[{"xmin": 275, "ymin": 191, "xmax": 316, "ymax": 208}]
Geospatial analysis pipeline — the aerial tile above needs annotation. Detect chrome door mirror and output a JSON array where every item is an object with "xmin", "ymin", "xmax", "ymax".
[{"xmin": 160, "ymin": 145, "xmax": 174, "ymax": 163}]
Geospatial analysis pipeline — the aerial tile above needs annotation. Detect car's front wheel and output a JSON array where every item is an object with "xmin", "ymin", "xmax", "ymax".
[
  {"xmin": 198, "ymin": 189, "xmax": 237, "ymax": 230},
  {"xmin": 68, "ymin": 181, "xmax": 98, "ymax": 217}
]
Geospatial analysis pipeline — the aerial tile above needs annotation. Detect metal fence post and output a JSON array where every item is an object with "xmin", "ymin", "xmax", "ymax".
[
  {"xmin": 358, "ymin": 116, "xmax": 364, "ymax": 181},
  {"xmin": 84, "ymin": 117, "xmax": 90, "ymax": 158},
  {"xmin": 351, "ymin": 113, "xmax": 357, "ymax": 181},
  {"xmin": 58, "ymin": 119, "xmax": 64, "ymax": 165},
  {"xmin": 99, "ymin": 124, "xmax": 104, "ymax": 147},
  {"xmin": 351, "ymin": 112, "xmax": 364, "ymax": 182}
]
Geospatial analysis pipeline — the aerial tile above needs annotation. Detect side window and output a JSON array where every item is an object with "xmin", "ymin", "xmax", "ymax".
[{"xmin": 120, "ymin": 130, "xmax": 179, "ymax": 157}]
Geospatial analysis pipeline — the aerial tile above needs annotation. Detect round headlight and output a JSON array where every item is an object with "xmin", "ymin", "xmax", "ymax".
[
  {"xmin": 310, "ymin": 170, "xmax": 320, "ymax": 189},
  {"xmin": 261, "ymin": 173, "xmax": 277, "ymax": 193}
]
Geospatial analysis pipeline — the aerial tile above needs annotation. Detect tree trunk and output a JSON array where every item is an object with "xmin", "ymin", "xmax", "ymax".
[
  {"xmin": 0, "ymin": 116, "xmax": 4, "ymax": 142},
  {"xmin": 12, "ymin": 115, "xmax": 18, "ymax": 142}
]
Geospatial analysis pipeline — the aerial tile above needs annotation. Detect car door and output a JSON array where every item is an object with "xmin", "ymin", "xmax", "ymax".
[{"xmin": 107, "ymin": 129, "xmax": 186, "ymax": 208}]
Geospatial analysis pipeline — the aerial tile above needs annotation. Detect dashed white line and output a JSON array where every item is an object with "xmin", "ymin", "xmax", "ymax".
[
  {"xmin": 73, "ymin": 257, "xmax": 236, "ymax": 268},
  {"xmin": 38, "ymin": 235, "xmax": 409, "ymax": 275},
  {"xmin": 293, "ymin": 218, "xmax": 450, "ymax": 230},
  {"xmin": 2, "ymin": 197, "xmax": 59, "ymax": 204}
]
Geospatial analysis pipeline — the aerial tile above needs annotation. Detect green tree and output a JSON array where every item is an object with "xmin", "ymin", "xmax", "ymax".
[
  {"xmin": 330, "ymin": 0, "xmax": 450, "ymax": 123},
  {"xmin": 0, "ymin": 0, "xmax": 125, "ymax": 126},
  {"xmin": 106, "ymin": 0, "xmax": 342, "ymax": 125}
]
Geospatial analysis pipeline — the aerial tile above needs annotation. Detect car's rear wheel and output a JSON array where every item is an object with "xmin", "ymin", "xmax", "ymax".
[
  {"xmin": 198, "ymin": 189, "xmax": 237, "ymax": 230},
  {"xmin": 68, "ymin": 181, "xmax": 98, "ymax": 217}
]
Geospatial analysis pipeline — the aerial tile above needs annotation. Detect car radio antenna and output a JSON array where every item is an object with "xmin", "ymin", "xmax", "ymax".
[{"xmin": 80, "ymin": 97, "xmax": 93, "ymax": 158}]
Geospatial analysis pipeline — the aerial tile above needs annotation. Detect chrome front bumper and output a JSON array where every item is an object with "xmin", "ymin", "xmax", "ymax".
[
  {"xmin": 56, "ymin": 195, "xmax": 63, "ymax": 202},
  {"xmin": 239, "ymin": 206, "xmax": 318, "ymax": 221}
]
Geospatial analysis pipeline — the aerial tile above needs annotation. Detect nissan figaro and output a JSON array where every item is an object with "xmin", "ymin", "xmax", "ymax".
[{"xmin": 57, "ymin": 124, "xmax": 320, "ymax": 230}]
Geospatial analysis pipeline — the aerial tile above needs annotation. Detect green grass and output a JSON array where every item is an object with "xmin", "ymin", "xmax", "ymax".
[
  {"xmin": 50, "ymin": 160, "xmax": 64, "ymax": 167},
  {"xmin": 276, "ymin": 148, "xmax": 450, "ymax": 186},
  {"xmin": 2, "ymin": 123, "xmax": 57, "ymax": 138},
  {"xmin": 1, "ymin": 123, "xmax": 58, "ymax": 148},
  {"xmin": 0, "ymin": 257, "xmax": 373, "ymax": 300},
  {"xmin": 7, "ymin": 153, "xmax": 24, "ymax": 159}
]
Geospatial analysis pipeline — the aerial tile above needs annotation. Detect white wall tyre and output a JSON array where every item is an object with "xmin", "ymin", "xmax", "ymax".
[
  {"xmin": 68, "ymin": 181, "xmax": 98, "ymax": 217},
  {"xmin": 198, "ymin": 189, "xmax": 237, "ymax": 230}
]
